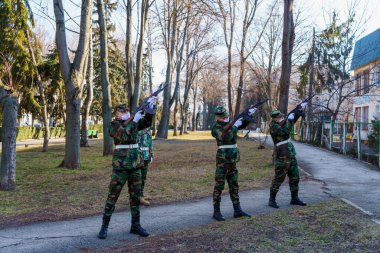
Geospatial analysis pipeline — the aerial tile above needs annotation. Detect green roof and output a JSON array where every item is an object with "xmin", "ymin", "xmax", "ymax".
[{"xmin": 351, "ymin": 28, "xmax": 380, "ymax": 70}]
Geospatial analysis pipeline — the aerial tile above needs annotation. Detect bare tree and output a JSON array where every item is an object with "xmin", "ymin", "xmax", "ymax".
[
  {"xmin": 97, "ymin": 0, "xmax": 113, "ymax": 155},
  {"xmin": 53, "ymin": 0, "xmax": 93, "ymax": 168},
  {"xmin": 278, "ymin": 0, "xmax": 295, "ymax": 114},
  {"xmin": 81, "ymin": 30, "xmax": 94, "ymax": 148}
]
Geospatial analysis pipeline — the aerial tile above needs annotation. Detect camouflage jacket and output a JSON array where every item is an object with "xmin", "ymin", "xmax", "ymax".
[
  {"xmin": 211, "ymin": 119, "xmax": 249, "ymax": 164},
  {"xmin": 109, "ymin": 113, "xmax": 153, "ymax": 169},
  {"xmin": 270, "ymin": 120, "xmax": 296, "ymax": 158},
  {"xmin": 138, "ymin": 128, "xmax": 153, "ymax": 161}
]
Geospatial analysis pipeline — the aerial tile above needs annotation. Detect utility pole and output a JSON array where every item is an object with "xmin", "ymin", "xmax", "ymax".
[{"xmin": 307, "ymin": 27, "xmax": 315, "ymax": 121}]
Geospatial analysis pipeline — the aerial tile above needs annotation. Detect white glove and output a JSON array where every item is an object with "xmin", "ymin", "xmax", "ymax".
[
  {"xmin": 248, "ymin": 108, "xmax": 257, "ymax": 116},
  {"xmin": 300, "ymin": 102, "xmax": 307, "ymax": 110},
  {"xmin": 149, "ymin": 156, "xmax": 153, "ymax": 164},
  {"xmin": 133, "ymin": 110, "xmax": 144, "ymax": 123},
  {"xmin": 288, "ymin": 113, "xmax": 295, "ymax": 120},
  {"xmin": 233, "ymin": 118, "xmax": 243, "ymax": 128},
  {"xmin": 147, "ymin": 96, "xmax": 157, "ymax": 106}
]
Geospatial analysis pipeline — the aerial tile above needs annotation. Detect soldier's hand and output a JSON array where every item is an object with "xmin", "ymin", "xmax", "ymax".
[
  {"xmin": 300, "ymin": 102, "xmax": 307, "ymax": 110},
  {"xmin": 288, "ymin": 113, "xmax": 295, "ymax": 120},
  {"xmin": 133, "ymin": 110, "xmax": 144, "ymax": 123},
  {"xmin": 147, "ymin": 96, "xmax": 157, "ymax": 107},
  {"xmin": 248, "ymin": 108, "xmax": 257, "ymax": 116},
  {"xmin": 233, "ymin": 118, "xmax": 243, "ymax": 127}
]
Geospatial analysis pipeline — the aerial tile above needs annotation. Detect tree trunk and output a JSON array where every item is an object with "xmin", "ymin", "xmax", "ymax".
[
  {"xmin": 191, "ymin": 81, "xmax": 198, "ymax": 131},
  {"xmin": 25, "ymin": 30, "xmax": 50, "ymax": 152},
  {"xmin": 278, "ymin": 0, "xmax": 295, "ymax": 114},
  {"xmin": 54, "ymin": 0, "xmax": 93, "ymax": 168},
  {"xmin": 125, "ymin": 0, "xmax": 135, "ymax": 111},
  {"xmin": 0, "ymin": 91, "xmax": 18, "ymax": 191},
  {"xmin": 156, "ymin": 1, "xmax": 178, "ymax": 139},
  {"xmin": 173, "ymin": 91, "xmax": 179, "ymax": 136},
  {"xmin": 81, "ymin": 33, "xmax": 94, "ymax": 147},
  {"xmin": 97, "ymin": 0, "xmax": 113, "ymax": 156},
  {"xmin": 227, "ymin": 45, "xmax": 233, "ymax": 117},
  {"xmin": 133, "ymin": 0, "xmax": 150, "ymax": 112}
]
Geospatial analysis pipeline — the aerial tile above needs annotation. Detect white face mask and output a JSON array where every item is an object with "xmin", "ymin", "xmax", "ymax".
[
  {"xmin": 278, "ymin": 117, "xmax": 285, "ymax": 123},
  {"xmin": 223, "ymin": 117, "xmax": 230, "ymax": 123},
  {"xmin": 121, "ymin": 112, "xmax": 131, "ymax": 120}
]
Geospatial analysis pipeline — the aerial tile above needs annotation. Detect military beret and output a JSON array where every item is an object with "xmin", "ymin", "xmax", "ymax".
[
  {"xmin": 214, "ymin": 106, "xmax": 228, "ymax": 118},
  {"xmin": 270, "ymin": 109, "xmax": 283, "ymax": 118},
  {"xmin": 114, "ymin": 104, "xmax": 129, "ymax": 113}
]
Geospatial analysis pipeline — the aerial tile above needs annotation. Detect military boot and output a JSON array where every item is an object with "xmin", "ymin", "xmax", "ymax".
[
  {"xmin": 130, "ymin": 216, "xmax": 150, "ymax": 237},
  {"xmin": 268, "ymin": 189, "xmax": 279, "ymax": 208},
  {"xmin": 233, "ymin": 203, "xmax": 251, "ymax": 218},
  {"xmin": 290, "ymin": 190, "xmax": 306, "ymax": 206},
  {"xmin": 98, "ymin": 215, "xmax": 111, "ymax": 239},
  {"xmin": 213, "ymin": 203, "xmax": 225, "ymax": 221},
  {"xmin": 140, "ymin": 197, "xmax": 150, "ymax": 206}
]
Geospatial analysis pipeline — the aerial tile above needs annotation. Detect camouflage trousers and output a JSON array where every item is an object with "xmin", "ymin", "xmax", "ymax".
[
  {"xmin": 213, "ymin": 162, "xmax": 239, "ymax": 205},
  {"xmin": 103, "ymin": 168, "xmax": 142, "ymax": 219},
  {"xmin": 270, "ymin": 156, "xmax": 300, "ymax": 193},
  {"xmin": 141, "ymin": 161, "xmax": 149, "ymax": 197}
]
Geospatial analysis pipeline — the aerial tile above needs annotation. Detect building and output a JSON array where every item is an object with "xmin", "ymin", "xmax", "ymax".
[{"xmin": 351, "ymin": 28, "xmax": 380, "ymax": 138}]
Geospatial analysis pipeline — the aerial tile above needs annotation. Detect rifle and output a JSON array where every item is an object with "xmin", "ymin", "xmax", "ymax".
[
  {"xmin": 123, "ymin": 83, "xmax": 167, "ymax": 125},
  {"xmin": 285, "ymin": 94, "xmax": 316, "ymax": 123},
  {"xmin": 222, "ymin": 99, "xmax": 268, "ymax": 137}
]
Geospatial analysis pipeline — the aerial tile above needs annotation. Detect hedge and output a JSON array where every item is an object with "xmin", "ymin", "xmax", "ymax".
[{"xmin": 0, "ymin": 124, "xmax": 104, "ymax": 141}]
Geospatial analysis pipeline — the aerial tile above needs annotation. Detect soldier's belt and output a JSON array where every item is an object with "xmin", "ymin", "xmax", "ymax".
[
  {"xmin": 140, "ymin": 147, "xmax": 150, "ymax": 151},
  {"xmin": 115, "ymin": 144, "xmax": 139, "ymax": 149},
  {"xmin": 276, "ymin": 138, "xmax": 291, "ymax": 147},
  {"xmin": 218, "ymin": 144, "xmax": 238, "ymax": 149}
]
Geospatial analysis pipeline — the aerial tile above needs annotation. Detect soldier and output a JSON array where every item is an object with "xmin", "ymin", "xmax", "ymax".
[
  {"xmin": 211, "ymin": 106, "xmax": 254, "ymax": 221},
  {"xmin": 137, "ymin": 127, "xmax": 153, "ymax": 206},
  {"xmin": 98, "ymin": 97, "xmax": 156, "ymax": 239},
  {"xmin": 268, "ymin": 106, "xmax": 307, "ymax": 209}
]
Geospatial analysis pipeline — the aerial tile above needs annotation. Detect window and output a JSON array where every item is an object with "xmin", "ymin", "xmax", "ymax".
[
  {"xmin": 363, "ymin": 71, "xmax": 370, "ymax": 94},
  {"xmin": 376, "ymin": 66, "xmax": 380, "ymax": 86},
  {"xmin": 376, "ymin": 104, "xmax": 380, "ymax": 120},
  {"xmin": 356, "ymin": 74, "xmax": 362, "ymax": 96},
  {"xmin": 362, "ymin": 106, "xmax": 369, "ymax": 130},
  {"xmin": 355, "ymin": 107, "xmax": 361, "ymax": 122}
]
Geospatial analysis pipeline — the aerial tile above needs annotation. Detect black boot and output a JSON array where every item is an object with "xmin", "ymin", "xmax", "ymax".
[
  {"xmin": 98, "ymin": 215, "xmax": 111, "ymax": 239},
  {"xmin": 268, "ymin": 189, "xmax": 279, "ymax": 208},
  {"xmin": 130, "ymin": 216, "xmax": 150, "ymax": 237},
  {"xmin": 290, "ymin": 190, "xmax": 306, "ymax": 206},
  {"xmin": 233, "ymin": 203, "xmax": 251, "ymax": 218},
  {"xmin": 213, "ymin": 203, "xmax": 225, "ymax": 221}
]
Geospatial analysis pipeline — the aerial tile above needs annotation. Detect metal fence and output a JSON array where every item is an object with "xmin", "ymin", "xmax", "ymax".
[{"xmin": 292, "ymin": 120, "xmax": 380, "ymax": 167}]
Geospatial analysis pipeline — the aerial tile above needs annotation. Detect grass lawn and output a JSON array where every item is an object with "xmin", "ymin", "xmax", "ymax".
[
  {"xmin": 0, "ymin": 131, "xmax": 273, "ymax": 228},
  {"xmin": 105, "ymin": 200, "xmax": 380, "ymax": 253}
]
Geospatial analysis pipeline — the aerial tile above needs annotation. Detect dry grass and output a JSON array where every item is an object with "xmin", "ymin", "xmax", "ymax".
[
  {"xmin": 0, "ymin": 131, "xmax": 273, "ymax": 228},
  {"xmin": 106, "ymin": 200, "xmax": 380, "ymax": 253}
]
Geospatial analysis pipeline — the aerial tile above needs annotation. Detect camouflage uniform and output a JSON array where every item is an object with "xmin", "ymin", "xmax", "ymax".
[
  {"xmin": 103, "ymin": 113, "xmax": 153, "ymax": 220},
  {"xmin": 268, "ymin": 109, "xmax": 306, "ymax": 208},
  {"xmin": 211, "ymin": 115, "xmax": 250, "ymax": 205},
  {"xmin": 270, "ymin": 119, "xmax": 299, "ymax": 193},
  {"xmin": 137, "ymin": 128, "xmax": 153, "ymax": 197}
]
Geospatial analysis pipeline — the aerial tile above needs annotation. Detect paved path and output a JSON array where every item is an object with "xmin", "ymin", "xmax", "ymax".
[
  {"xmin": 0, "ymin": 181, "xmax": 327, "ymax": 253},
  {"xmin": 252, "ymin": 133, "xmax": 380, "ymax": 219},
  {"xmin": 2, "ymin": 135, "xmax": 380, "ymax": 252}
]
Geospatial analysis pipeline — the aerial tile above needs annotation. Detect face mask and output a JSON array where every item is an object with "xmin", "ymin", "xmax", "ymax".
[
  {"xmin": 223, "ymin": 117, "xmax": 230, "ymax": 122},
  {"xmin": 278, "ymin": 117, "xmax": 285, "ymax": 123},
  {"xmin": 121, "ymin": 112, "xmax": 130, "ymax": 120}
]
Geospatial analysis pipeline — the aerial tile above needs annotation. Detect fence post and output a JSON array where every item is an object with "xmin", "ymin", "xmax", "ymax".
[
  {"xmin": 329, "ymin": 120, "xmax": 333, "ymax": 150},
  {"xmin": 321, "ymin": 121, "xmax": 324, "ymax": 147},
  {"xmin": 343, "ymin": 122, "xmax": 347, "ymax": 155},
  {"xmin": 357, "ymin": 122, "xmax": 362, "ymax": 160}
]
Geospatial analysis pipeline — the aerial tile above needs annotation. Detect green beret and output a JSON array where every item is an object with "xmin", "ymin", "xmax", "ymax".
[
  {"xmin": 270, "ymin": 109, "xmax": 283, "ymax": 118},
  {"xmin": 214, "ymin": 106, "xmax": 228, "ymax": 118},
  {"xmin": 114, "ymin": 104, "xmax": 129, "ymax": 113}
]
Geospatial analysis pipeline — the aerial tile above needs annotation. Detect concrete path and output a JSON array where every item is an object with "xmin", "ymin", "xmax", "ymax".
[
  {"xmin": 0, "ymin": 181, "xmax": 327, "ymax": 253},
  {"xmin": 252, "ymin": 133, "xmax": 380, "ymax": 220}
]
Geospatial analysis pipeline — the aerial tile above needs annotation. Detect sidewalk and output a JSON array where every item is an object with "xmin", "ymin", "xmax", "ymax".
[
  {"xmin": 0, "ymin": 181, "xmax": 327, "ymax": 253},
  {"xmin": 252, "ymin": 133, "xmax": 380, "ymax": 219}
]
